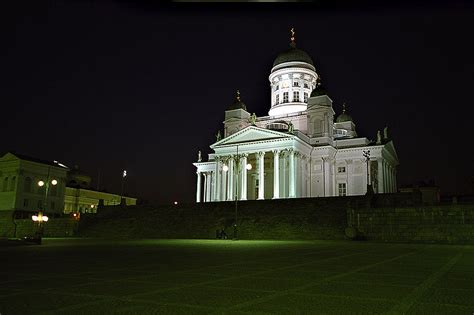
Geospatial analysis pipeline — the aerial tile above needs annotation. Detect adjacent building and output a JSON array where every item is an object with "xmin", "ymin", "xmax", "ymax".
[
  {"xmin": 194, "ymin": 32, "xmax": 399, "ymax": 202},
  {"xmin": 0, "ymin": 152, "xmax": 137, "ymax": 215}
]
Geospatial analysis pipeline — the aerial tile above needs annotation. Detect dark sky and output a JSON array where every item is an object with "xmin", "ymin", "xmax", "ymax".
[{"xmin": 3, "ymin": 1, "xmax": 474, "ymax": 203}]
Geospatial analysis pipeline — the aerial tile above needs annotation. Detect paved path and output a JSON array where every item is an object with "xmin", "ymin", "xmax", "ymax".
[{"xmin": 0, "ymin": 239, "xmax": 473, "ymax": 314}]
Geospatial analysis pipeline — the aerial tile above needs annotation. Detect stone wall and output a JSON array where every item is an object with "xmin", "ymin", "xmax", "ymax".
[
  {"xmin": 78, "ymin": 197, "xmax": 352, "ymax": 240},
  {"xmin": 0, "ymin": 211, "xmax": 78, "ymax": 238},
  {"xmin": 350, "ymin": 195, "xmax": 474, "ymax": 244},
  {"xmin": 77, "ymin": 192, "xmax": 474, "ymax": 244}
]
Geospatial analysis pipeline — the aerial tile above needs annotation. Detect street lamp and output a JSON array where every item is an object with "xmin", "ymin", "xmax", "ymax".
[
  {"xmin": 362, "ymin": 150, "xmax": 373, "ymax": 195},
  {"xmin": 33, "ymin": 177, "xmax": 57, "ymax": 238},
  {"xmin": 120, "ymin": 170, "xmax": 127, "ymax": 205},
  {"xmin": 222, "ymin": 148, "xmax": 252, "ymax": 241}
]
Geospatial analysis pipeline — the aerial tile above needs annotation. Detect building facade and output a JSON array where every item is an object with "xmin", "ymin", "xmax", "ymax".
[
  {"xmin": 64, "ymin": 166, "xmax": 136, "ymax": 214},
  {"xmin": 0, "ymin": 152, "xmax": 69, "ymax": 214},
  {"xmin": 0, "ymin": 152, "xmax": 137, "ymax": 215},
  {"xmin": 194, "ymin": 33, "xmax": 399, "ymax": 202}
]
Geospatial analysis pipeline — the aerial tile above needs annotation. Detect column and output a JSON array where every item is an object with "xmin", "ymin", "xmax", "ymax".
[
  {"xmin": 227, "ymin": 156, "xmax": 234, "ymax": 201},
  {"xmin": 307, "ymin": 157, "xmax": 311, "ymax": 197},
  {"xmin": 273, "ymin": 150, "xmax": 280, "ymax": 199},
  {"xmin": 206, "ymin": 172, "xmax": 212, "ymax": 202},
  {"xmin": 346, "ymin": 159, "xmax": 353, "ymax": 196},
  {"xmin": 222, "ymin": 158, "xmax": 227, "ymax": 201},
  {"xmin": 289, "ymin": 149, "xmax": 296, "ymax": 198},
  {"xmin": 377, "ymin": 158, "xmax": 384, "ymax": 194},
  {"xmin": 196, "ymin": 172, "xmax": 202, "ymax": 203},
  {"xmin": 215, "ymin": 158, "xmax": 221, "ymax": 202},
  {"xmin": 258, "ymin": 152, "xmax": 265, "ymax": 200},
  {"xmin": 300, "ymin": 155, "xmax": 306, "ymax": 197},
  {"xmin": 203, "ymin": 173, "xmax": 208, "ymax": 202},
  {"xmin": 323, "ymin": 157, "xmax": 331, "ymax": 196},
  {"xmin": 392, "ymin": 166, "xmax": 397, "ymax": 192},
  {"xmin": 240, "ymin": 154, "xmax": 248, "ymax": 200}
]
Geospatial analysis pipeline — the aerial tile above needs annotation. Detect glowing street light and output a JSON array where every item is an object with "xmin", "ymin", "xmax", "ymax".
[
  {"xmin": 246, "ymin": 163, "xmax": 252, "ymax": 170},
  {"xmin": 222, "ymin": 165, "xmax": 229, "ymax": 172},
  {"xmin": 362, "ymin": 150, "xmax": 373, "ymax": 194},
  {"xmin": 32, "ymin": 213, "xmax": 49, "ymax": 222},
  {"xmin": 34, "ymin": 176, "xmax": 58, "ymax": 238}
]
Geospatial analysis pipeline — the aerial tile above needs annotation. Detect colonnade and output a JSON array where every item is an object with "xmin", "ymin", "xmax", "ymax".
[
  {"xmin": 377, "ymin": 158, "xmax": 397, "ymax": 193},
  {"xmin": 196, "ymin": 151, "xmax": 397, "ymax": 203},
  {"xmin": 196, "ymin": 148, "xmax": 310, "ymax": 203}
]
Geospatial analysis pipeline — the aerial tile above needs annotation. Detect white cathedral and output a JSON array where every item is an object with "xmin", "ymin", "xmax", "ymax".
[{"xmin": 194, "ymin": 31, "xmax": 399, "ymax": 203}]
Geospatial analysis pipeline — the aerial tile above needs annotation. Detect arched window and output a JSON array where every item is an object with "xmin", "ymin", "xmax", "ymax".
[
  {"xmin": 24, "ymin": 177, "xmax": 32, "ymax": 193},
  {"xmin": 10, "ymin": 176, "xmax": 16, "ymax": 191},
  {"xmin": 3, "ymin": 177, "xmax": 8, "ymax": 192}
]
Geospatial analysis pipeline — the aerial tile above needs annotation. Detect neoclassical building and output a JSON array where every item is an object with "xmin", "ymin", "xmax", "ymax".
[{"xmin": 194, "ymin": 32, "xmax": 399, "ymax": 202}]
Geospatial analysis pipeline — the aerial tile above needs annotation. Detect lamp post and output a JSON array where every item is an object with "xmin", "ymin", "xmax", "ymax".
[
  {"xmin": 121, "ymin": 170, "xmax": 127, "ymax": 205},
  {"xmin": 362, "ymin": 150, "xmax": 373, "ymax": 195},
  {"xmin": 221, "ymin": 145, "xmax": 252, "ymax": 241},
  {"xmin": 33, "ymin": 175, "xmax": 57, "ymax": 238},
  {"xmin": 234, "ymin": 146, "xmax": 239, "ymax": 240}
]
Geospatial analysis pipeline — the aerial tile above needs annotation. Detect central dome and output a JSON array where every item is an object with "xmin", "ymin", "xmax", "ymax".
[{"xmin": 273, "ymin": 46, "xmax": 314, "ymax": 68}]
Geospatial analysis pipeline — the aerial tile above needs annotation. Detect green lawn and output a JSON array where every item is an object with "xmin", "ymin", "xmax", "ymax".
[{"xmin": 1, "ymin": 239, "xmax": 473, "ymax": 314}]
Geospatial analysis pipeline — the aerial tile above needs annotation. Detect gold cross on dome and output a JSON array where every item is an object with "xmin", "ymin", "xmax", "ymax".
[{"xmin": 290, "ymin": 27, "xmax": 295, "ymax": 43}]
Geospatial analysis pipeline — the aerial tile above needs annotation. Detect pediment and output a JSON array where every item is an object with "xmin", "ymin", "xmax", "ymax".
[{"xmin": 211, "ymin": 126, "xmax": 291, "ymax": 148}]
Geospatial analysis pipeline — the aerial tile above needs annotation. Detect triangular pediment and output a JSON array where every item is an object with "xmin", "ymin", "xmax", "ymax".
[{"xmin": 211, "ymin": 126, "xmax": 292, "ymax": 148}]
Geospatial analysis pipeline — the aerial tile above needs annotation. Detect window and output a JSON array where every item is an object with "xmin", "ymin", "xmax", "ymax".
[
  {"xmin": 293, "ymin": 91, "xmax": 300, "ymax": 102},
  {"xmin": 304, "ymin": 83, "xmax": 309, "ymax": 89},
  {"xmin": 274, "ymin": 85, "xmax": 279, "ymax": 91},
  {"xmin": 10, "ymin": 176, "xmax": 16, "ymax": 191},
  {"xmin": 304, "ymin": 92, "xmax": 308, "ymax": 102},
  {"xmin": 338, "ymin": 183, "xmax": 347, "ymax": 196},
  {"xmin": 283, "ymin": 92, "xmax": 289, "ymax": 103},
  {"xmin": 338, "ymin": 167, "xmax": 346, "ymax": 173},
  {"xmin": 3, "ymin": 177, "xmax": 8, "ymax": 192},
  {"xmin": 50, "ymin": 184, "xmax": 58, "ymax": 196},
  {"xmin": 24, "ymin": 177, "xmax": 32, "ymax": 193},
  {"xmin": 275, "ymin": 94, "xmax": 279, "ymax": 104},
  {"xmin": 293, "ymin": 81, "xmax": 299, "ymax": 87},
  {"xmin": 38, "ymin": 184, "xmax": 45, "ymax": 195},
  {"xmin": 23, "ymin": 199, "xmax": 29, "ymax": 208}
]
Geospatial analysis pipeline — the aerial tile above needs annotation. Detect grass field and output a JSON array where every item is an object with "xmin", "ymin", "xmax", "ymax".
[{"xmin": 1, "ymin": 239, "xmax": 473, "ymax": 314}]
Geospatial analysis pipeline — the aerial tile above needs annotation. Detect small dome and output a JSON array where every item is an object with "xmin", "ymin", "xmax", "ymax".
[
  {"xmin": 227, "ymin": 90, "xmax": 247, "ymax": 111},
  {"xmin": 228, "ymin": 100, "xmax": 247, "ymax": 111},
  {"xmin": 336, "ymin": 104, "xmax": 353, "ymax": 123},
  {"xmin": 67, "ymin": 165, "xmax": 92, "ymax": 189},
  {"xmin": 310, "ymin": 85, "xmax": 327, "ymax": 97},
  {"xmin": 273, "ymin": 46, "xmax": 314, "ymax": 68}
]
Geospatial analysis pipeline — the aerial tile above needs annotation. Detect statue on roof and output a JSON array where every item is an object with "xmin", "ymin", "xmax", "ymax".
[
  {"xmin": 249, "ymin": 113, "xmax": 257, "ymax": 125},
  {"xmin": 376, "ymin": 130, "xmax": 382, "ymax": 144},
  {"xmin": 288, "ymin": 121, "xmax": 294, "ymax": 133},
  {"xmin": 197, "ymin": 150, "xmax": 202, "ymax": 162},
  {"xmin": 383, "ymin": 126, "xmax": 389, "ymax": 140},
  {"xmin": 216, "ymin": 130, "xmax": 222, "ymax": 142}
]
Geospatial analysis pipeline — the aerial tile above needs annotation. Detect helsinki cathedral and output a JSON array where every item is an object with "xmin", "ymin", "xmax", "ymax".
[{"xmin": 194, "ymin": 30, "xmax": 399, "ymax": 203}]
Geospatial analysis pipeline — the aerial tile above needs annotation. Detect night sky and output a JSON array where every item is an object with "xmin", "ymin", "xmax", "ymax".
[{"xmin": 3, "ymin": 1, "xmax": 474, "ymax": 204}]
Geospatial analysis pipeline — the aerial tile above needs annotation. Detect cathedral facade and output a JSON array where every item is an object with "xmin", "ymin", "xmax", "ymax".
[{"xmin": 194, "ymin": 32, "xmax": 399, "ymax": 202}]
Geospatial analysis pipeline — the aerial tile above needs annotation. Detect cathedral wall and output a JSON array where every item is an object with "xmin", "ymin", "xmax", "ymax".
[{"xmin": 75, "ymin": 193, "xmax": 474, "ymax": 244}]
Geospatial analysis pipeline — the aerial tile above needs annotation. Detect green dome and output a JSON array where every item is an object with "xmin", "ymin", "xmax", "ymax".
[
  {"xmin": 336, "ymin": 104, "xmax": 352, "ymax": 123},
  {"xmin": 228, "ymin": 100, "xmax": 247, "ymax": 111},
  {"xmin": 336, "ymin": 113, "xmax": 352, "ymax": 123},
  {"xmin": 273, "ymin": 46, "xmax": 314, "ymax": 68},
  {"xmin": 227, "ymin": 90, "xmax": 247, "ymax": 111},
  {"xmin": 310, "ymin": 85, "xmax": 327, "ymax": 97}
]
